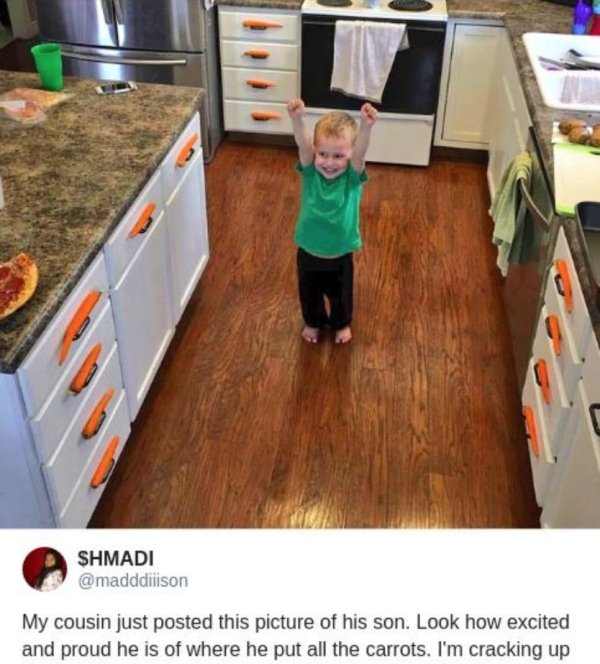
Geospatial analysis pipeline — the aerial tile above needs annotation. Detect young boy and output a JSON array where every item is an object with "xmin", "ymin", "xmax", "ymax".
[{"xmin": 287, "ymin": 98, "xmax": 377, "ymax": 344}]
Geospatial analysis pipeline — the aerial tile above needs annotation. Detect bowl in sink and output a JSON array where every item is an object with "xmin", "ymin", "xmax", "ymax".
[{"xmin": 523, "ymin": 32, "xmax": 600, "ymax": 111}]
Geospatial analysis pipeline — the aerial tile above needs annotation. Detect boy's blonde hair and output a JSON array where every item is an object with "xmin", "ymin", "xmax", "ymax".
[{"xmin": 314, "ymin": 111, "xmax": 358, "ymax": 144}]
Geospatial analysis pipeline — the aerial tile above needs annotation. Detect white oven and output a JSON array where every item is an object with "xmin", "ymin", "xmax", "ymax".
[{"xmin": 300, "ymin": 0, "xmax": 448, "ymax": 165}]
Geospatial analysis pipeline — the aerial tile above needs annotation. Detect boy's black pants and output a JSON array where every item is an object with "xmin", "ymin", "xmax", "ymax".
[{"xmin": 296, "ymin": 248, "xmax": 353, "ymax": 330}]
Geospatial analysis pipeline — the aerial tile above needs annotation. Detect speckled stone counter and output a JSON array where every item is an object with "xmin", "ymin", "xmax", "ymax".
[{"xmin": 0, "ymin": 71, "xmax": 202, "ymax": 373}]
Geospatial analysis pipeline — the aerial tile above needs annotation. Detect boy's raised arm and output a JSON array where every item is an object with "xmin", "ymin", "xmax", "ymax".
[
  {"xmin": 351, "ymin": 103, "xmax": 378, "ymax": 174},
  {"xmin": 287, "ymin": 99, "xmax": 313, "ymax": 167}
]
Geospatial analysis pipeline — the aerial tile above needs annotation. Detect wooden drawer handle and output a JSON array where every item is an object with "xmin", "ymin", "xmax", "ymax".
[
  {"xmin": 242, "ymin": 19, "xmax": 283, "ymax": 30},
  {"xmin": 90, "ymin": 435, "xmax": 120, "ymax": 489},
  {"xmin": 70, "ymin": 343, "xmax": 102, "ymax": 395},
  {"xmin": 176, "ymin": 133, "xmax": 199, "ymax": 168},
  {"xmin": 246, "ymin": 78, "xmax": 276, "ymax": 89},
  {"xmin": 545, "ymin": 315, "xmax": 561, "ymax": 357},
  {"xmin": 533, "ymin": 359, "xmax": 551, "ymax": 405},
  {"xmin": 243, "ymin": 49, "xmax": 270, "ymax": 59},
  {"xmin": 522, "ymin": 406, "xmax": 540, "ymax": 458},
  {"xmin": 129, "ymin": 203, "xmax": 157, "ymax": 238},
  {"xmin": 554, "ymin": 259, "xmax": 573, "ymax": 314},
  {"xmin": 82, "ymin": 388, "xmax": 116, "ymax": 439},
  {"xmin": 251, "ymin": 110, "xmax": 281, "ymax": 121},
  {"xmin": 60, "ymin": 291, "xmax": 102, "ymax": 365}
]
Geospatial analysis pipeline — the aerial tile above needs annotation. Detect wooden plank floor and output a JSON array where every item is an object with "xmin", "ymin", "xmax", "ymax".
[{"xmin": 90, "ymin": 139, "xmax": 540, "ymax": 528}]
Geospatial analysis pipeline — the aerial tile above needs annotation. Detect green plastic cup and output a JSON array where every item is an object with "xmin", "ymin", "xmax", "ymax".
[{"xmin": 31, "ymin": 43, "xmax": 63, "ymax": 91}]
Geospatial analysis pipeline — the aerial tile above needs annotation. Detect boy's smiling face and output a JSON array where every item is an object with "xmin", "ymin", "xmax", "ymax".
[{"xmin": 313, "ymin": 129, "xmax": 353, "ymax": 179}]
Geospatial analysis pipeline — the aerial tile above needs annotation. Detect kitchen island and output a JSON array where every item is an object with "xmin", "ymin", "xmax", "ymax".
[
  {"xmin": 0, "ymin": 71, "xmax": 207, "ymax": 527},
  {"xmin": 0, "ymin": 71, "xmax": 202, "ymax": 371}
]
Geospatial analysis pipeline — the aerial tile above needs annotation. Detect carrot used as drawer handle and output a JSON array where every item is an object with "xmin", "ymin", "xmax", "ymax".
[
  {"xmin": 243, "ymin": 49, "xmax": 270, "ymax": 59},
  {"xmin": 69, "ymin": 343, "xmax": 102, "ymax": 395},
  {"xmin": 176, "ymin": 133, "xmax": 199, "ymax": 168},
  {"xmin": 545, "ymin": 315, "xmax": 561, "ymax": 357},
  {"xmin": 522, "ymin": 406, "xmax": 540, "ymax": 458},
  {"xmin": 554, "ymin": 259, "xmax": 573, "ymax": 313},
  {"xmin": 82, "ymin": 388, "xmax": 115, "ymax": 439},
  {"xmin": 246, "ymin": 78, "xmax": 276, "ymax": 89},
  {"xmin": 242, "ymin": 19, "xmax": 283, "ymax": 30},
  {"xmin": 251, "ymin": 110, "xmax": 281, "ymax": 121},
  {"xmin": 533, "ymin": 359, "xmax": 551, "ymax": 405},
  {"xmin": 90, "ymin": 435, "xmax": 120, "ymax": 489},
  {"xmin": 60, "ymin": 291, "xmax": 102, "ymax": 365},
  {"xmin": 129, "ymin": 203, "xmax": 157, "ymax": 238}
]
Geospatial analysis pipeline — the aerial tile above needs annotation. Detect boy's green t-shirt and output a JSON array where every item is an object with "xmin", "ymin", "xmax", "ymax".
[{"xmin": 294, "ymin": 162, "xmax": 368, "ymax": 256}]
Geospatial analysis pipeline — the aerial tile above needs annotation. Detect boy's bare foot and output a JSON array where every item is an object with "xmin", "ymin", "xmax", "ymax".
[
  {"xmin": 301, "ymin": 326, "xmax": 319, "ymax": 343},
  {"xmin": 335, "ymin": 326, "xmax": 352, "ymax": 344}
]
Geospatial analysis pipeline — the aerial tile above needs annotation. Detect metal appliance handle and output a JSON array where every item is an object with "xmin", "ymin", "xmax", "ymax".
[
  {"xmin": 100, "ymin": 0, "xmax": 113, "ymax": 24},
  {"xmin": 302, "ymin": 18, "xmax": 445, "ymax": 32},
  {"xmin": 518, "ymin": 178, "xmax": 552, "ymax": 232},
  {"xmin": 62, "ymin": 51, "xmax": 187, "ymax": 66},
  {"xmin": 113, "ymin": 0, "xmax": 125, "ymax": 25}
]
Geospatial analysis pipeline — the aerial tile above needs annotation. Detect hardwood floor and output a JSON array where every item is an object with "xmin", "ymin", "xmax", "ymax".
[
  {"xmin": 90, "ymin": 139, "xmax": 540, "ymax": 528},
  {"xmin": 0, "ymin": 37, "xmax": 37, "ymax": 72}
]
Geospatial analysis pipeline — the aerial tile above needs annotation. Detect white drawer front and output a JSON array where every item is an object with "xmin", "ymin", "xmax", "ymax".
[
  {"xmin": 58, "ymin": 390, "xmax": 130, "ymax": 528},
  {"xmin": 104, "ymin": 169, "xmax": 163, "ymax": 286},
  {"xmin": 18, "ymin": 253, "xmax": 109, "ymax": 417},
  {"xmin": 222, "ymin": 67, "xmax": 298, "ymax": 103},
  {"xmin": 30, "ymin": 301, "xmax": 118, "ymax": 463},
  {"xmin": 224, "ymin": 100, "xmax": 292, "ymax": 134},
  {"xmin": 161, "ymin": 112, "xmax": 201, "ymax": 200},
  {"xmin": 43, "ymin": 345, "xmax": 124, "ymax": 514},
  {"xmin": 220, "ymin": 40, "xmax": 299, "ymax": 71},
  {"xmin": 219, "ymin": 8, "xmax": 299, "ymax": 42},
  {"xmin": 522, "ymin": 358, "xmax": 556, "ymax": 506},
  {"xmin": 551, "ymin": 227, "xmax": 593, "ymax": 359},
  {"xmin": 531, "ymin": 305, "xmax": 570, "ymax": 457}
]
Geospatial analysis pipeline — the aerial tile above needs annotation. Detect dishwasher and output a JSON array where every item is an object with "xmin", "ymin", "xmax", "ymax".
[{"xmin": 503, "ymin": 128, "xmax": 558, "ymax": 391}]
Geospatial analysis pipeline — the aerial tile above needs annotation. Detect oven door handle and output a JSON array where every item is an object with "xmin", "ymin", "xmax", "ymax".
[
  {"xmin": 302, "ymin": 19, "xmax": 445, "ymax": 33},
  {"xmin": 518, "ymin": 178, "xmax": 552, "ymax": 232}
]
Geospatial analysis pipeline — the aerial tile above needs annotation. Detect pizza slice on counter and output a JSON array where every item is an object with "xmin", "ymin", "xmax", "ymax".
[{"xmin": 0, "ymin": 253, "xmax": 39, "ymax": 320}]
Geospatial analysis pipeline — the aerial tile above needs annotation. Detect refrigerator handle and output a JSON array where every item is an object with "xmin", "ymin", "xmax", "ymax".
[
  {"xmin": 61, "ymin": 50, "xmax": 188, "ymax": 66},
  {"xmin": 100, "ymin": 0, "xmax": 114, "ymax": 25},
  {"xmin": 113, "ymin": 0, "xmax": 125, "ymax": 25}
]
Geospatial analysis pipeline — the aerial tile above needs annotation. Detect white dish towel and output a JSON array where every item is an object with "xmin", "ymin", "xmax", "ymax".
[{"xmin": 330, "ymin": 21, "xmax": 409, "ymax": 103}]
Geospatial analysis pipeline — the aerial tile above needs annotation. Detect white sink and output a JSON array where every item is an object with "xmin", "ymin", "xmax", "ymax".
[{"xmin": 522, "ymin": 32, "xmax": 600, "ymax": 111}]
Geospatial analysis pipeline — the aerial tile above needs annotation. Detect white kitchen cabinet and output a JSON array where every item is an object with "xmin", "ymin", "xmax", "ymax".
[
  {"xmin": 541, "ymin": 336, "xmax": 600, "ymax": 528},
  {"xmin": 109, "ymin": 209, "xmax": 174, "ymax": 421},
  {"xmin": 219, "ymin": 6, "xmax": 301, "ymax": 135},
  {"xmin": 434, "ymin": 19, "xmax": 502, "ymax": 149},
  {"xmin": 0, "ymin": 112, "xmax": 209, "ymax": 527},
  {"xmin": 105, "ymin": 168, "xmax": 174, "ymax": 421},
  {"xmin": 486, "ymin": 29, "xmax": 531, "ymax": 200},
  {"xmin": 164, "ymin": 146, "xmax": 209, "ymax": 322},
  {"xmin": 522, "ymin": 224, "xmax": 600, "ymax": 526}
]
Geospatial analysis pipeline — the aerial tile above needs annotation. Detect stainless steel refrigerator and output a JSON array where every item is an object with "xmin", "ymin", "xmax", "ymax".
[{"xmin": 34, "ymin": 0, "xmax": 223, "ymax": 161}]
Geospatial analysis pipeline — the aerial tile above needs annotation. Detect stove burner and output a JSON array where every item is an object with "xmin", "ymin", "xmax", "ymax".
[
  {"xmin": 317, "ymin": 0, "xmax": 352, "ymax": 6},
  {"xmin": 388, "ymin": 0, "xmax": 433, "ymax": 11}
]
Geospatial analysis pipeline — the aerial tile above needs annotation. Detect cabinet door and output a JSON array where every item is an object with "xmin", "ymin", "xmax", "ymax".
[
  {"xmin": 541, "ymin": 337, "xmax": 600, "ymax": 527},
  {"xmin": 111, "ymin": 209, "xmax": 174, "ymax": 420},
  {"xmin": 441, "ymin": 24, "xmax": 501, "ymax": 145},
  {"xmin": 165, "ymin": 148, "xmax": 209, "ymax": 322},
  {"xmin": 487, "ymin": 30, "xmax": 531, "ymax": 200}
]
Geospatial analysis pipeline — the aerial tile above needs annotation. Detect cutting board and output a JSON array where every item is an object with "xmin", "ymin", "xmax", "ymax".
[{"xmin": 553, "ymin": 141, "xmax": 600, "ymax": 217}]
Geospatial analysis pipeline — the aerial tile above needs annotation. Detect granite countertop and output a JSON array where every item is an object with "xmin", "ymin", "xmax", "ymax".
[{"xmin": 0, "ymin": 71, "xmax": 202, "ymax": 373}]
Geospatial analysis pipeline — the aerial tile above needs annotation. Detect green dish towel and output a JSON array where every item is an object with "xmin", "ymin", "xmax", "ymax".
[{"xmin": 489, "ymin": 152, "xmax": 532, "ymax": 276}]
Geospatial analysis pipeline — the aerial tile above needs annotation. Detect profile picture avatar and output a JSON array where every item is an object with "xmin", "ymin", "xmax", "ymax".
[{"xmin": 22, "ymin": 547, "xmax": 67, "ymax": 592}]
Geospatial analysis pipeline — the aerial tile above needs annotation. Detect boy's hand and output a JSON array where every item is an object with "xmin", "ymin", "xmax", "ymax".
[
  {"xmin": 360, "ymin": 103, "xmax": 378, "ymax": 126},
  {"xmin": 287, "ymin": 98, "xmax": 306, "ymax": 119}
]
